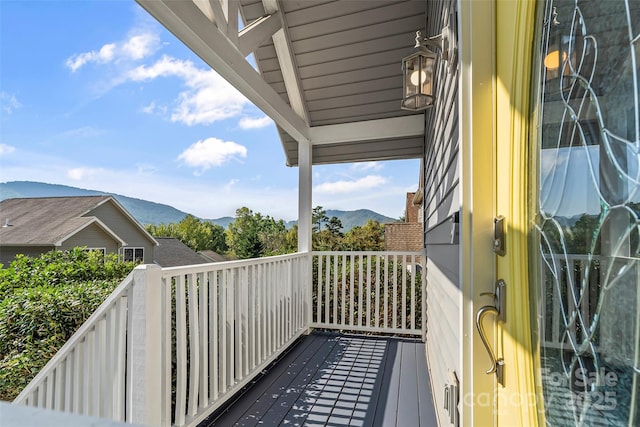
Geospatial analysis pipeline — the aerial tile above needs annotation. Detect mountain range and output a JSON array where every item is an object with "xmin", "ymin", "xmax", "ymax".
[{"xmin": 0, "ymin": 181, "xmax": 398, "ymax": 230}]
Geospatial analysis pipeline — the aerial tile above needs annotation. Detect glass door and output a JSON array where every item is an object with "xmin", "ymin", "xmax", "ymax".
[{"xmin": 533, "ymin": 0, "xmax": 640, "ymax": 425}]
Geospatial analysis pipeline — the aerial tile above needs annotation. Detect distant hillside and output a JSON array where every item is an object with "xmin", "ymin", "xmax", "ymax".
[
  {"xmin": 0, "ymin": 181, "xmax": 398, "ymax": 229},
  {"xmin": 0, "ymin": 181, "xmax": 188, "ymax": 225},
  {"xmin": 325, "ymin": 209, "xmax": 397, "ymax": 231}
]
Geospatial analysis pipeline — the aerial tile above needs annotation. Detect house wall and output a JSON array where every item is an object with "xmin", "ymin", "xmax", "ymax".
[
  {"xmin": 0, "ymin": 246, "xmax": 53, "ymax": 266},
  {"xmin": 59, "ymin": 222, "xmax": 121, "ymax": 254},
  {"xmin": 423, "ymin": 0, "xmax": 462, "ymax": 424},
  {"xmin": 86, "ymin": 201, "xmax": 155, "ymax": 263}
]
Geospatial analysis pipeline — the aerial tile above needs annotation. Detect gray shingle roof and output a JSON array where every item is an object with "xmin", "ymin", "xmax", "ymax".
[
  {"xmin": 154, "ymin": 237, "xmax": 211, "ymax": 267},
  {"xmin": 0, "ymin": 196, "xmax": 114, "ymax": 245}
]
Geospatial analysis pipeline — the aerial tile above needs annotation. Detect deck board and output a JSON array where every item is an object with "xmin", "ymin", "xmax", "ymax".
[{"xmin": 203, "ymin": 332, "xmax": 437, "ymax": 427}]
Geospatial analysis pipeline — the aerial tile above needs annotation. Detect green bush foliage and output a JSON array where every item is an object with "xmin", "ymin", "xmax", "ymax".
[{"xmin": 0, "ymin": 248, "xmax": 135, "ymax": 401}]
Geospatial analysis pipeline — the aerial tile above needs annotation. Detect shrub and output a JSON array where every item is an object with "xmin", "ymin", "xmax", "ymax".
[{"xmin": 0, "ymin": 249, "xmax": 135, "ymax": 401}]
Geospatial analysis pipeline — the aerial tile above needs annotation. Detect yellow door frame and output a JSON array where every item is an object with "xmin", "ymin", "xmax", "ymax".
[
  {"xmin": 460, "ymin": 0, "xmax": 540, "ymax": 425},
  {"xmin": 495, "ymin": 0, "xmax": 539, "ymax": 425},
  {"xmin": 460, "ymin": 0, "xmax": 497, "ymax": 425}
]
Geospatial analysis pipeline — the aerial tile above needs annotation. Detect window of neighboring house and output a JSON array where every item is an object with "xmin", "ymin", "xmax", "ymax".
[
  {"xmin": 83, "ymin": 248, "xmax": 106, "ymax": 256},
  {"xmin": 122, "ymin": 247, "xmax": 144, "ymax": 263}
]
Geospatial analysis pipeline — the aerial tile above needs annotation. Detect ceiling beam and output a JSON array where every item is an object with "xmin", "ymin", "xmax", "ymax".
[
  {"xmin": 309, "ymin": 115, "xmax": 424, "ymax": 145},
  {"xmin": 263, "ymin": 0, "xmax": 310, "ymax": 125},
  {"xmin": 238, "ymin": 11, "xmax": 282, "ymax": 57},
  {"xmin": 137, "ymin": 0, "xmax": 310, "ymax": 143}
]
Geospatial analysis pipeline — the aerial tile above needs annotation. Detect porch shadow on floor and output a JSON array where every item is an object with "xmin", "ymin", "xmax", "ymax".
[{"xmin": 202, "ymin": 331, "xmax": 437, "ymax": 427}]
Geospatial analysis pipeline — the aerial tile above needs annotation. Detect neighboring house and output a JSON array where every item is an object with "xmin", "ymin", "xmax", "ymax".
[
  {"xmin": 198, "ymin": 249, "xmax": 229, "ymax": 263},
  {"xmin": 384, "ymin": 192, "xmax": 424, "ymax": 252},
  {"xmin": 0, "ymin": 196, "xmax": 158, "ymax": 265},
  {"xmin": 153, "ymin": 237, "xmax": 212, "ymax": 267}
]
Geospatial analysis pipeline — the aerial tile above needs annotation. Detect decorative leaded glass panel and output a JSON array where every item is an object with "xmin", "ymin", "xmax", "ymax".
[{"xmin": 535, "ymin": 0, "xmax": 640, "ymax": 425}]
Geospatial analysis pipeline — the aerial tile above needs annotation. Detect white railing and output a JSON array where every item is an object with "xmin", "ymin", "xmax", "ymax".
[
  {"xmin": 13, "ymin": 250, "xmax": 424, "ymax": 426},
  {"xmin": 540, "ymin": 254, "xmax": 600, "ymax": 349},
  {"xmin": 163, "ymin": 252, "xmax": 310, "ymax": 427},
  {"xmin": 312, "ymin": 251, "xmax": 424, "ymax": 336},
  {"xmin": 12, "ymin": 265, "xmax": 163, "ymax": 425}
]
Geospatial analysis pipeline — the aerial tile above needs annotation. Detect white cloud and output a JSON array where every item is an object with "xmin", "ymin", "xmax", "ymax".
[
  {"xmin": 1, "ymin": 92, "xmax": 22, "ymax": 114},
  {"xmin": 66, "ymin": 31, "xmax": 159, "ymax": 72},
  {"xmin": 178, "ymin": 137, "xmax": 247, "ymax": 173},
  {"xmin": 136, "ymin": 163, "xmax": 157, "ymax": 176},
  {"xmin": 314, "ymin": 175, "xmax": 388, "ymax": 194},
  {"xmin": 121, "ymin": 33, "xmax": 158, "ymax": 60},
  {"xmin": 239, "ymin": 116, "xmax": 273, "ymax": 129},
  {"xmin": 0, "ymin": 143, "xmax": 16, "ymax": 156},
  {"xmin": 224, "ymin": 178, "xmax": 240, "ymax": 191},
  {"xmin": 128, "ymin": 56, "xmax": 248, "ymax": 125},
  {"xmin": 67, "ymin": 167, "xmax": 103, "ymax": 181},
  {"xmin": 60, "ymin": 126, "xmax": 103, "ymax": 139},
  {"xmin": 351, "ymin": 161, "xmax": 383, "ymax": 172}
]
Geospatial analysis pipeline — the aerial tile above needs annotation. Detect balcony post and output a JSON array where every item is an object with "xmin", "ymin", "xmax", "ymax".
[
  {"xmin": 298, "ymin": 140, "xmax": 312, "ymax": 253},
  {"xmin": 298, "ymin": 141, "xmax": 313, "ymax": 331},
  {"xmin": 127, "ymin": 264, "xmax": 163, "ymax": 426}
]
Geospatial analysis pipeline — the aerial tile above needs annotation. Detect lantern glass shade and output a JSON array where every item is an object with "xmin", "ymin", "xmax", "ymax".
[{"xmin": 401, "ymin": 48, "xmax": 436, "ymax": 111}]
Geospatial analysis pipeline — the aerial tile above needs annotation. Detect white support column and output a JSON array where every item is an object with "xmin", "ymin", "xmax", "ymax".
[
  {"xmin": 298, "ymin": 141, "xmax": 313, "ymax": 332},
  {"xmin": 127, "ymin": 264, "xmax": 163, "ymax": 426},
  {"xmin": 298, "ymin": 141, "xmax": 312, "ymax": 253}
]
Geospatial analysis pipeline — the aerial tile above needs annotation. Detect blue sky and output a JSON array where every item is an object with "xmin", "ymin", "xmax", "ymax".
[{"xmin": 0, "ymin": 1, "xmax": 419, "ymax": 221}]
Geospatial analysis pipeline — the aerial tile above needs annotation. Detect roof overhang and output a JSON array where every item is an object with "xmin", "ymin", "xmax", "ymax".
[
  {"xmin": 54, "ymin": 217, "xmax": 127, "ymax": 247},
  {"xmin": 136, "ymin": 0, "xmax": 426, "ymax": 166}
]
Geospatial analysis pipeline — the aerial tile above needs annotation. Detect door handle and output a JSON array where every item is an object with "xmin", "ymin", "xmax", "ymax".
[
  {"xmin": 475, "ymin": 280, "xmax": 506, "ymax": 385},
  {"xmin": 476, "ymin": 306, "xmax": 500, "ymax": 374}
]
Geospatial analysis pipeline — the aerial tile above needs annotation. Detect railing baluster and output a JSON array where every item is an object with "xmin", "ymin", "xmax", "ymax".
[
  {"xmin": 85, "ymin": 332, "xmax": 94, "ymax": 416},
  {"xmin": 96, "ymin": 317, "xmax": 106, "ymax": 417},
  {"xmin": 64, "ymin": 352, "xmax": 73, "ymax": 414},
  {"xmin": 243, "ymin": 266, "xmax": 250, "ymax": 376},
  {"xmin": 222, "ymin": 269, "xmax": 228, "ymax": 392},
  {"xmin": 198, "ymin": 272, "xmax": 208, "ymax": 409},
  {"xmin": 175, "ymin": 275, "xmax": 187, "ymax": 426},
  {"xmin": 249, "ymin": 265, "xmax": 256, "ymax": 371},
  {"xmin": 210, "ymin": 271, "xmax": 219, "ymax": 401},
  {"xmin": 375, "ymin": 256, "xmax": 381, "ymax": 328},
  {"xmin": 45, "ymin": 373, "xmax": 53, "ymax": 410},
  {"xmin": 114, "ymin": 297, "xmax": 126, "ymax": 421},
  {"xmin": 73, "ymin": 344, "xmax": 82, "ymax": 414},
  {"xmin": 324, "ymin": 256, "xmax": 330, "ymax": 326},
  {"xmin": 411, "ymin": 255, "xmax": 416, "ymax": 330},
  {"xmin": 366, "ymin": 255, "xmax": 372, "ymax": 327},
  {"xmin": 188, "ymin": 273, "xmax": 200, "ymax": 417},
  {"xmin": 384, "ymin": 255, "xmax": 389, "ymax": 328},
  {"xmin": 258, "ymin": 264, "xmax": 264, "ymax": 363},
  {"xmin": 358, "ymin": 254, "xmax": 363, "ymax": 327},
  {"xmin": 402, "ymin": 255, "xmax": 407, "ymax": 330},
  {"xmin": 393, "ymin": 254, "xmax": 398, "ymax": 329},
  {"xmin": 341, "ymin": 254, "xmax": 346, "ymax": 325},
  {"xmin": 349, "ymin": 254, "xmax": 355, "ymax": 326},
  {"xmin": 317, "ymin": 255, "xmax": 322, "ymax": 325},
  {"xmin": 332, "ymin": 254, "xmax": 338, "ymax": 326}
]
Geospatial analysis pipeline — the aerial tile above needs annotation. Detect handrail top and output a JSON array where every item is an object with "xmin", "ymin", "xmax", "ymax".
[
  {"xmin": 312, "ymin": 250, "xmax": 423, "ymax": 256},
  {"xmin": 160, "ymin": 252, "xmax": 309, "ymax": 275}
]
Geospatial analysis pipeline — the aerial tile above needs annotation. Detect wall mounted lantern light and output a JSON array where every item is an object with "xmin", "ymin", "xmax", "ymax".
[{"xmin": 401, "ymin": 25, "xmax": 455, "ymax": 111}]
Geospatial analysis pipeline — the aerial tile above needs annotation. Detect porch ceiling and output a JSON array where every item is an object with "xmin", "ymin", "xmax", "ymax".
[{"xmin": 136, "ymin": 0, "xmax": 426, "ymax": 166}]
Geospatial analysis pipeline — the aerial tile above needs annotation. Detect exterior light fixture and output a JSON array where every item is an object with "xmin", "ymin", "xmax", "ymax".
[{"xmin": 401, "ymin": 26, "xmax": 454, "ymax": 111}]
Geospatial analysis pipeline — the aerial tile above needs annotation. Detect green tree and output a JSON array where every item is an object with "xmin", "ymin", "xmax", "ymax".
[
  {"xmin": 343, "ymin": 220, "xmax": 385, "ymax": 251},
  {"xmin": 312, "ymin": 206, "xmax": 328, "ymax": 232},
  {"xmin": 146, "ymin": 215, "xmax": 227, "ymax": 253},
  {"xmin": 226, "ymin": 207, "xmax": 264, "ymax": 259}
]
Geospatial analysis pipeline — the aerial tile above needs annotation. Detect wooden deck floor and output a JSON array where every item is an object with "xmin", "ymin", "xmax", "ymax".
[{"xmin": 203, "ymin": 332, "xmax": 437, "ymax": 427}]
